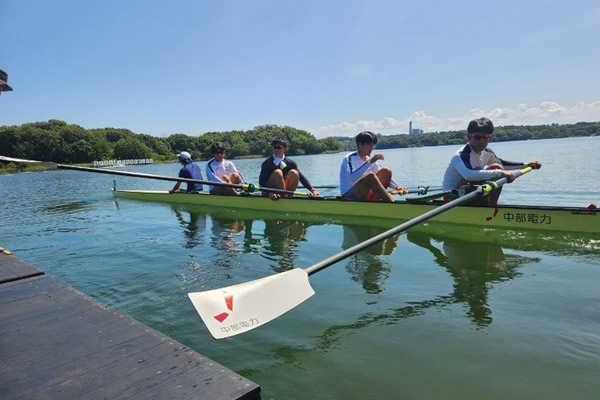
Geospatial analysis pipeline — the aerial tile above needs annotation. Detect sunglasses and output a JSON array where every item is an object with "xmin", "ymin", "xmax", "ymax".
[
  {"xmin": 213, "ymin": 150, "xmax": 224, "ymax": 154},
  {"xmin": 471, "ymin": 134, "xmax": 491, "ymax": 141},
  {"xmin": 273, "ymin": 145, "xmax": 284, "ymax": 149}
]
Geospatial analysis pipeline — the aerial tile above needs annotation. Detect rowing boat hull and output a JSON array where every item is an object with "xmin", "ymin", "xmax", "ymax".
[{"xmin": 112, "ymin": 190, "xmax": 599, "ymax": 234}]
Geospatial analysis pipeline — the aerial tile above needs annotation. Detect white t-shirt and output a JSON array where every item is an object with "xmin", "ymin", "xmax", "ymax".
[
  {"xmin": 206, "ymin": 158, "xmax": 243, "ymax": 192},
  {"xmin": 339, "ymin": 151, "xmax": 397, "ymax": 196},
  {"xmin": 442, "ymin": 144, "xmax": 524, "ymax": 190}
]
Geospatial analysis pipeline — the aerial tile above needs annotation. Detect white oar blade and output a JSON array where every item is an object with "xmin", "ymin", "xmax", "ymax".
[
  {"xmin": 0, "ymin": 155, "xmax": 57, "ymax": 167},
  {"xmin": 188, "ymin": 268, "xmax": 315, "ymax": 339},
  {"xmin": 0, "ymin": 155, "xmax": 40, "ymax": 163}
]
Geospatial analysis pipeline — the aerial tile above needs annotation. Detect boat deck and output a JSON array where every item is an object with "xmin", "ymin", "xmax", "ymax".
[{"xmin": 0, "ymin": 251, "xmax": 260, "ymax": 400}]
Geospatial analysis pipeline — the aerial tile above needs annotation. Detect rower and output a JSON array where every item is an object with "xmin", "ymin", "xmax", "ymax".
[
  {"xmin": 205, "ymin": 142, "xmax": 244, "ymax": 196},
  {"xmin": 442, "ymin": 117, "xmax": 542, "ymax": 206},
  {"xmin": 259, "ymin": 137, "xmax": 320, "ymax": 200},
  {"xmin": 169, "ymin": 151, "xmax": 203, "ymax": 194},
  {"xmin": 339, "ymin": 131, "xmax": 407, "ymax": 202}
]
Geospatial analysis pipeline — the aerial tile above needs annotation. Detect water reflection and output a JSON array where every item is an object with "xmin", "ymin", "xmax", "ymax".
[
  {"xmin": 406, "ymin": 231, "xmax": 535, "ymax": 327},
  {"xmin": 314, "ymin": 231, "xmax": 541, "ymax": 351},
  {"xmin": 342, "ymin": 225, "xmax": 401, "ymax": 294},
  {"xmin": 172, "ymin": 207, "xmax": 207, "ymax": 248},
  {"xmin": 169, "ymin": 206, "xmax": 315, "ymax": 273},
  {"xmin": 169, "ymin": 204, "xmax": 543, "ymax": 332},
  {"xmin": 210, "ymin": 216, "xmax": 249, "ymax": 254},
  {"xmin": 262, "ymin": 220, "xmax": 309, "ymax": 273}
]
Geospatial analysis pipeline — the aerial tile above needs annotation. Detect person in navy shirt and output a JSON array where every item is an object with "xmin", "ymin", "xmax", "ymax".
[{"xmin": 169, "ymin": 151, "xmax": 204, "ymax": 193}]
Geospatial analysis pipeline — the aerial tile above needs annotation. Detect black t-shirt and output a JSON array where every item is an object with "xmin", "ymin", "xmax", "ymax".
[{"xmin": 259, "ymin": 155, "xmax": 313, "ymax": 190}]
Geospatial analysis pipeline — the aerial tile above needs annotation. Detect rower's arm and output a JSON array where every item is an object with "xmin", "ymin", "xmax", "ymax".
[{"xmin": 452, "ymin": 154, "xmax": 503, "ymax": 181}]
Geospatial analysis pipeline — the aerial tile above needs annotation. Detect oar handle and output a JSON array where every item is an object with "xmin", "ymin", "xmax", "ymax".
[
  {"xmin": 480, "ymin": 166, "xmax": 532, "ymax": 196},
  {"xmin": 304, "ymin": 166, "xmax": 533, "ymax": 276}
]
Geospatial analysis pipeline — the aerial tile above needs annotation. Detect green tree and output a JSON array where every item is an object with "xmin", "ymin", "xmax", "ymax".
[
  {"xmin": 113, "ymin": 138, "xmax": 153, "ymax": 159},
  {"xmin": 68, "ymin": 140, "xmax": 96, "ymax": 163}
]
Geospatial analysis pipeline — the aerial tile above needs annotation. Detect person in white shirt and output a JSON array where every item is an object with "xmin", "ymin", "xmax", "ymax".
[
  {"xmin": 205, "ymin": 142, "xmax": 244, "ymax": 196},
  {"xmin": 339, "ymin": 131, "xmax": 407, "ymax": 202},
  {"xmin": 442, "ymin": 117, "xmax": 541, "ymax": 205}
]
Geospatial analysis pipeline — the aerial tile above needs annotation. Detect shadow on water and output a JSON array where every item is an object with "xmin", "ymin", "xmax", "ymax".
[{"xmin": 40, "ymin": 201, "xmax": 92, "ymax": 215}]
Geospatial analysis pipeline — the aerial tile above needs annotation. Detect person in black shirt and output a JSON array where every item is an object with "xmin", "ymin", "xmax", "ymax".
[{"xmin": 259, "ymin": 137, "xmax": 320, "ymax": 200}]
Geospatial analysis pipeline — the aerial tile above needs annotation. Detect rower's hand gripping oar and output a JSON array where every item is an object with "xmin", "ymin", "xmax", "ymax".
[{"xmin": 188, "ymin": 166, "xmax": 534, "ymax": 339}]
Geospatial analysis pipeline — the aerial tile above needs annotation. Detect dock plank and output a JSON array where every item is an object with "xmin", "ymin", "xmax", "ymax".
[
  {"xmin": 0, "ymin": 254, "xmax": 43, "ymax": 283},
  {"xmin": 0, "ymin": 254, "xmax": 261, "ymax": 400}
]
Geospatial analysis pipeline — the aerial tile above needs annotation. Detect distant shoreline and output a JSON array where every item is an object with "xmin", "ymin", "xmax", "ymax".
[{"xmin": 1, "ymin": 134, "xmax": 597, "ymax": 175}]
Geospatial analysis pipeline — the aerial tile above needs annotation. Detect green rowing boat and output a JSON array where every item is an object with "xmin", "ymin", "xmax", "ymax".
[{"xmin": 112, "ymin": 190, "xmax": 599, "ymax": 234}]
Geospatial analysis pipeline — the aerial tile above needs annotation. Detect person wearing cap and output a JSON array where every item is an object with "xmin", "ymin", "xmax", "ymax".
[
  {"xmin": 339, "ymin": 131, "xmax": 407, "ymax": 203},
  {"xmin": 205, "ymin": 142, "xmax": 245, "ymax": 195},
  {"xmin": 169, "ymin": 151, "xmax": 204, "ymax": 194},
  {"xmin": 0, "ymin": 69, "xmax": 13, "ymax": 94},
  {"xmin": 259, "ymin": 137, "xmax": 320, "ymax": 200},
  {"xmin": 442, "ymin": 117, "xmax": 542, "ymax": 206}
]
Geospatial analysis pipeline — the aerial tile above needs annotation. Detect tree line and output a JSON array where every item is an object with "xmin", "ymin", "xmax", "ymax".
[
  {"xmin": 0, "ymin": 119, "xmax": 598, "ymax": 171},
  {"xmin": 0, "ymin": 120, "xmax": 342, "ymax": 166},
  {"xmin": 334, "ymin": 121, "xmax": 600, "ymax": 151}
]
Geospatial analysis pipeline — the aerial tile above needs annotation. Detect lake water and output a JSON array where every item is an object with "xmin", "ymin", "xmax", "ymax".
[{"xmin": 1, "ymin": 137, "xmax": 599, "ymax": 399}]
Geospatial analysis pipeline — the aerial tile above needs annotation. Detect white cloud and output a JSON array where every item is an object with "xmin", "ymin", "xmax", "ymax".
[{"xmin": 312, "ymin": 101, "xmax": 600, "ymax": 138}]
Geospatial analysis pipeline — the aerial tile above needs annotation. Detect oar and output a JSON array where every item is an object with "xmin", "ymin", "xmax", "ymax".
[
  {"xmin": 300, "ymin": 184, "xmax": 441, "ymax": 195},
  {"xmin": 0, "ymin": 156, "xmax": 312, "ymax": 197},
  {"xmin": 301, "ymin": 185, "xmax": 338, "ymax": 189},
  {"xmin": 188, "ymin": 166, "xmax": 533, "ymax": 339},
  {"xmin": 404, "ymin": 190, "xmax": 453, "ymax": 203},
  {"xmin": 59, "ymin": 164, "xmax": 313, "ymax": 197},
  {"xmin": 0, "ymin": 155, "xmax": 57, "ymax": 167},
  {"xmin": 389, "ymin": 186, "xmax": 442, "ymax": 196}
]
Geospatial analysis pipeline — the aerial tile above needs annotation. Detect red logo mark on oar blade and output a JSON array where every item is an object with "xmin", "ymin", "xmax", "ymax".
[
  {"xmin": 224, "ymin": 293, "xmax": 233, "ymax": 311},
  {"xmin": 214, "ymin": 312, "xmax": 229, "ymax": 323},
  {"xmin": 213, "ymin": 292, "xmax": 234, "ymax": 323}
]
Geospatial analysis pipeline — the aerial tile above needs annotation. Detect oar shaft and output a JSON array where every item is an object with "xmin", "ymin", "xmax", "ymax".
[
  {"xmin": 405, "ymin": 190, "xmax": 453, "ymax": 202},
  {"xmin": 57, "ymin": 164, "xmax": 309, "ymax": 196},
  {"xmin": 301, "ymin": 185, "xmax": 337, "ymax": 189},
  {"xmin": 301, "ymin": 185, "xmax": 443, "ymax": 192},
  {"xmin": 390, "ymin": 186, "xmax": 444, "ymax": 196},
  {"xmin": 305, "ymin": 167, "xmax": 532, "ymax": 276}
]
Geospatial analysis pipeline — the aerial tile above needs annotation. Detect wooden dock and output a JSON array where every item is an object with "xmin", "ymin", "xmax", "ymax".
[{"xmin": 0, "ymin": 251, "xmax": 261, "ymax": 400}]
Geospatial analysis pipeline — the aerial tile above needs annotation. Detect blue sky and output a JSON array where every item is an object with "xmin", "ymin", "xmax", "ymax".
[{"xmin": 1, "ymin": 0, "xmax": 599, "ymax": 138}]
